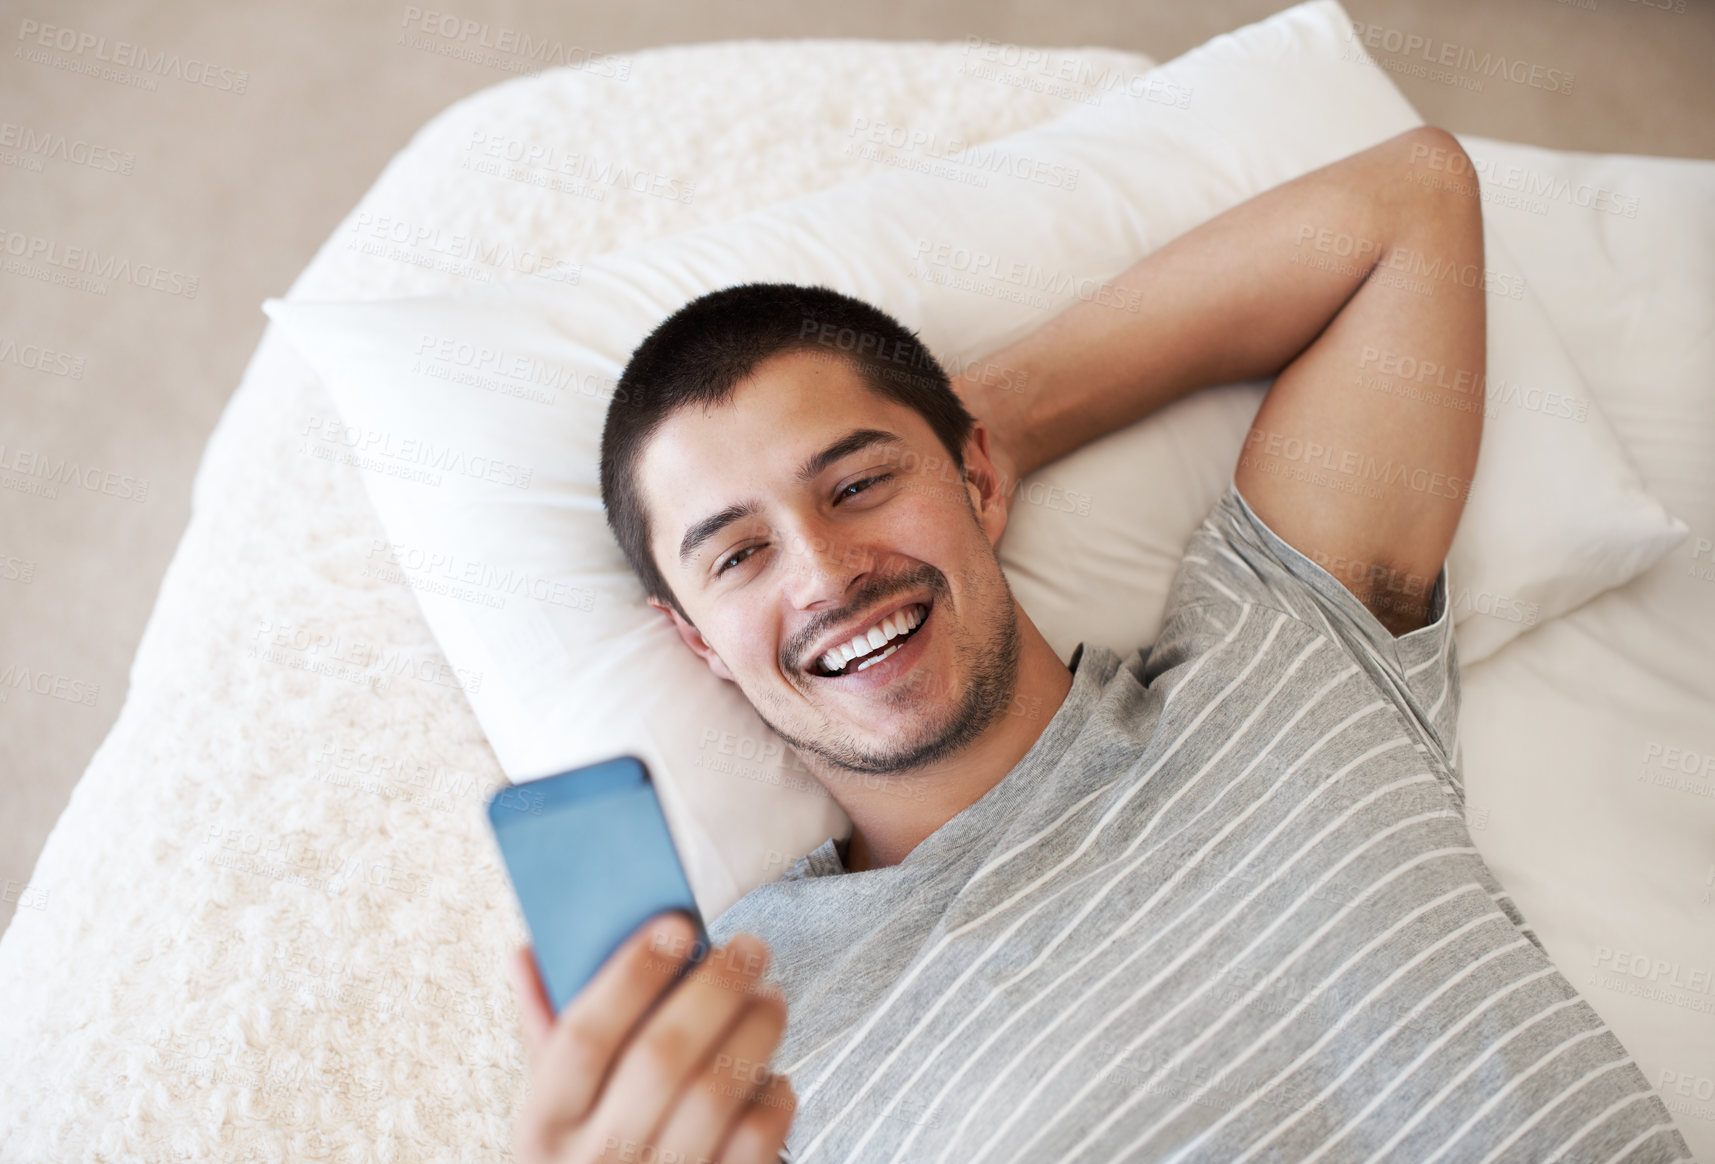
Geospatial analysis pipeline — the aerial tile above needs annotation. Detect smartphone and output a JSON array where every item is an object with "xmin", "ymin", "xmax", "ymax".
[{"xmin": 487, "ymin": 755, "xmax": 708, "ymax": 1017}]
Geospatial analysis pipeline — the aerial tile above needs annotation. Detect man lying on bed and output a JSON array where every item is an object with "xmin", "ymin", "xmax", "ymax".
[{"xmin": 505, "ymin": 126, "xmax": 1690, "ymax": 1164}]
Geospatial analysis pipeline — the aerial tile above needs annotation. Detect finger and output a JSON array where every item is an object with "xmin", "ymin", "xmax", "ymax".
[
  {"xmin": 533, "ymin": 912, "xmax": 702, "ymax": 1131},
  {"xmin": 510, "ymin": 945, "xmax": 554, "ymax": 1069},
  {"xmin": 651, "ymin": 981, "xmax": 789, "ymax": 1164},
  {"xmin": 581, "ymin": 933, "xmax": 773, "ymax": 1155},
  {"xmin": 718, "ymin": 1071, "xmax": 798, "ymax": 1164}
]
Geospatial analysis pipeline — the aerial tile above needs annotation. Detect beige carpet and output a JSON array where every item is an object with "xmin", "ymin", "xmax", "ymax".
[{"xmin": 2, "ymin": 0, "xmax": 1712, "ymax": 937}]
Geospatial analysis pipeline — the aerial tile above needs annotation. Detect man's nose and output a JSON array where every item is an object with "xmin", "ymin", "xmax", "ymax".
[{"xmin": 779, "ymin": 518, "xmax": 870, "ymax": 608}]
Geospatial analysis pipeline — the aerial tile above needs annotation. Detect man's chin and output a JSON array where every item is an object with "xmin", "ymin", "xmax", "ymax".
[
  {"xmin": 753, "ymin": 703, "xmax": 949, "ymax": 779},
  {"xmin": 827, "ymin": 696, "xmax": 1012, "ymax": 778}
]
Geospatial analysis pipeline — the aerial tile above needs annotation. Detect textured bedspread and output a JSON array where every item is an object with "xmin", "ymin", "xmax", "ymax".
[{"xmin": 0, "ymin": 41, "xmax": 1152, "ymax": 1162}]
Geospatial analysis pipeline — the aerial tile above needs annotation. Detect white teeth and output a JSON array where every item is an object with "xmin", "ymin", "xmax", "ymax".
[
  {"xmin": 855, "ymin": 641, "xmax": 903, "ymax": 671},
  {"xmin": 816, "ymin": 602, "xmax": 926, "ymax": 676}
]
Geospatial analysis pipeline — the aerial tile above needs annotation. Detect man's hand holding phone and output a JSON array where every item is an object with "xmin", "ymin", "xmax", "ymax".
[{"xmin": 508, "ymin": 911, "xmax": 797, "ymax": 1164}]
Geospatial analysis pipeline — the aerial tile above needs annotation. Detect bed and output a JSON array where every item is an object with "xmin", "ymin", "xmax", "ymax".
[{"xmin": 1, "ymin": 27, "xmax": 1712, "ymax": 1164}]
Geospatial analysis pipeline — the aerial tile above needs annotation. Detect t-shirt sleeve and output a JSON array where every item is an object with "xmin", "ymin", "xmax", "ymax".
[{"xmin": 1148, "ymin": 479, "xmax": 1465, "ymax": 801}]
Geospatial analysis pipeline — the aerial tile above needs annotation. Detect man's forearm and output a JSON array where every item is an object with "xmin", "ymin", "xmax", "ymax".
[{"xmin": 959, "ymin": 134, "xmax": 1430, "ymax": 483}]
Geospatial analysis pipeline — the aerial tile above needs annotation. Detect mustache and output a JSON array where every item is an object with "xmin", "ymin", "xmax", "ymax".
[{"xmin": 788, "ymin": 563, "xmax": 945, "ymax": 671}]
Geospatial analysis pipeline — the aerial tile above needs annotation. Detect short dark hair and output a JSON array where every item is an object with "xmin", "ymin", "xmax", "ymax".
[{"xmin": 600, "ymin": 282, "xmax": 976, "ymax": 624}]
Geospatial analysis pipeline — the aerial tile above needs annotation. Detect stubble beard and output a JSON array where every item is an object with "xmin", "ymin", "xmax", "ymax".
[{"xmin": 751, "ymin": 552, "xmax": 1024, "ymax": 779}]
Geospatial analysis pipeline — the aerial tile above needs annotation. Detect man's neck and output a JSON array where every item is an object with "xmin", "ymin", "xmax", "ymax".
[{"xmin": 825, "ymin": 615, "xmax": 1076, "ymax": 872}]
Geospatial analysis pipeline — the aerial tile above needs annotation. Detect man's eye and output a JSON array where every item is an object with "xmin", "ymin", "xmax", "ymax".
[
  {"xmin": 837, "ymin": 473, "xmax": 892, "ymax": 503},
  {"xmin": 716, "ymin": 544, "xmax": 760, "ymax": 577}
]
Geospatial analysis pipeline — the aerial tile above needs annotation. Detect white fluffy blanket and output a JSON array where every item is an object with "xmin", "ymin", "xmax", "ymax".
[{"xmin": 0, "ymin": 41, "xmax": 1153, "ymax": 1161}]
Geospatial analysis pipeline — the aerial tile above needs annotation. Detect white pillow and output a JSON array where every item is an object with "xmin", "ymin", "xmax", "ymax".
[{"xmin": 263, "ymin": 0, "xmax": 1685, "ymax": 917}]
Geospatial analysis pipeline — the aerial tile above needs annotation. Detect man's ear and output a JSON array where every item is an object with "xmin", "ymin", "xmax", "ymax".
[
  {"xmin": 646, "ymin": 596, "xmax": 735, "ymax": 682},
  {"xmin": 961, "ymin": 420, "xmax": 1013, "ymax": 547}
]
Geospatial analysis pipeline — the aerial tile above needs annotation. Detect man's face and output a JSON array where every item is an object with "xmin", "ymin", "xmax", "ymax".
[{"xmin": 639, "ymin": 348, "xmax": 1022, "ymax": 777}]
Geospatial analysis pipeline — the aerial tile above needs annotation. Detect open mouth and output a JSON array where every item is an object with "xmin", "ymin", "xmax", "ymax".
[{"xmin": 807, "ymin": 600, "xmax": 931, "ymax": 679}]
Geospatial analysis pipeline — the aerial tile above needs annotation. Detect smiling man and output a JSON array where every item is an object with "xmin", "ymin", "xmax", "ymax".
[
  {"xmin": 617, "ymin": 334, "xmax": 1073, "ymax": 873},
  {"xmin": 505, "ymin": 126, "xmax": 1689, "ymax": 1164}
]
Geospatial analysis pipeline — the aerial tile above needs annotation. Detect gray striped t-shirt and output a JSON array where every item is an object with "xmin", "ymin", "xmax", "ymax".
[{"xmin": 709, "ymin": 482, "xmax": 1690, "ymax": 1164}]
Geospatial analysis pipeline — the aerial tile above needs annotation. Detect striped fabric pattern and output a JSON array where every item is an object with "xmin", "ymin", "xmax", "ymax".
[{"xmin": 710, "ymin": 484, "xmax": 1690, "ymax": 1163}]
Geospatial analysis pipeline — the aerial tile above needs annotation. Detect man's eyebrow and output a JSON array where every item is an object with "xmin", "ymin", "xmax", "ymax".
[
  {"xmin": 677, "ymin": 428, "xmax": 903, "ymax": 566},
  {"xmin": 795, "ymin": 428, "xmax": 902, "ymax": 486}
]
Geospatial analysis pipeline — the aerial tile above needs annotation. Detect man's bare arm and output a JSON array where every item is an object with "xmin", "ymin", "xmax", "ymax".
[{"xmin": 959, "ymin": 126, "xmax": 1484, "ymax": 636}]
